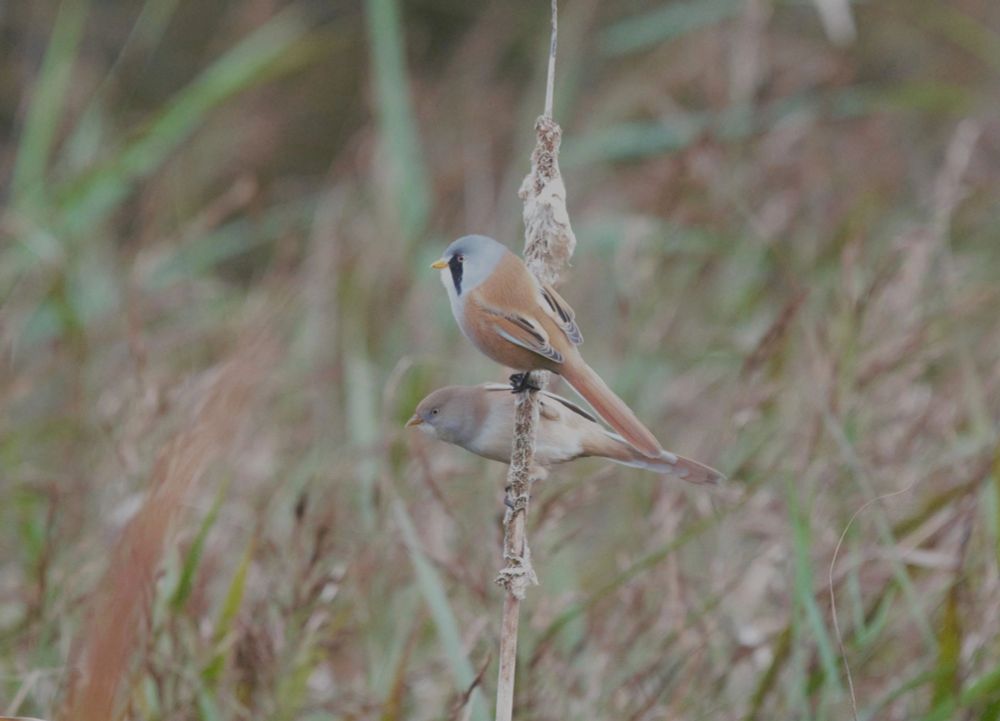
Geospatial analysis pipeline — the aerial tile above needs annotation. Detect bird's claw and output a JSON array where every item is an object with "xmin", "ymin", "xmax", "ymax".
[
  {"xmin": 503, "ymin": 488, "xmax": 530, "ymax": 514},
  {"xmin": 509, "ymin": 372, "xmax": 541, "ymax": 394},
  {"xmin": 504, "ymin": 484, "xmax": 516, "ymax": 510}
]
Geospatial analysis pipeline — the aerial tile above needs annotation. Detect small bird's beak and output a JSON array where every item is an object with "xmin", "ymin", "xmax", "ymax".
[
  {"xmin": 430, "ymin": 258, "xmax": 448, "ymax": 270},
  {"xmin": 405, "ymin": 414, "xmax": 424, "ymax": 428}
]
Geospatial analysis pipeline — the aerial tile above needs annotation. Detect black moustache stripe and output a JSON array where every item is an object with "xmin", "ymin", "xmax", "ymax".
[{"xmin": 448, "ymin": 255, "xmax": 463, "ymax": 295}]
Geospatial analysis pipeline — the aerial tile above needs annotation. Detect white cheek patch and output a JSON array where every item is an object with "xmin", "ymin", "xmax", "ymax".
[
  {"xmin": 440, "ymin": 269, "xmax": 454, "ymax": 295},
  {"xmin": 416, "ymin": 423, "xmax": 437, "ymax": 437}
]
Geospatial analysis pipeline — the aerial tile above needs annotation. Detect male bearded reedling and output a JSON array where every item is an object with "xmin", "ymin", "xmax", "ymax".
[
  {"xmin": 407, "ymin": 384, "xmax": 725, "ymax": 484},
  {"xmin": 432, "ymin": 234, "xmax": 663, "ymax": 458}
]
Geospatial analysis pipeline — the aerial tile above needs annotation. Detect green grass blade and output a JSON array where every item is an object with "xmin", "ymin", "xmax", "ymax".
[
  {"xmin": 820, "ymin": 408, "xmax": 937, "ymax": 648},
  {"xmin": 364, "ymin": 0, "xmax": 429, "ymax": 245},
  {"xmin": 919, "ymin": 663, "xmax": 1000, "ymax": 721},
  {"xmin": 275, "ymin": 645, "xmax": 320, "ymax": 721},
  {"xmin": 993, "ymin": 447, "xmax": 1000, "ymax": 567},
  {"xmin": 378, "ymin": 599, "xmax": 422, "ymax": 721},
  {"xmin": 392, "ymin": 500, "xmax": 489, "ymax": 721},
  {"xmin": 215, "ymin": 540, "xmax": 254, "ymax": 634},
  {"xmin": 145, "ymin": 196, "xmax": 316, "ymax": 289},
  {"xmin": 196, "ymin": 686, "xmax": 224, "ymax": 721},
  {"xmin": 63, "ymin": 0, "xmax": 184, "ymax": 170},
  {"xmin": 346, "ymin": 352, "xmax": 379, "ymax": 530},
  {"xmin": 564, "ymin": 117, "xmax": 707, "ymax": 167},
  {"xmin": 743, "ymin": 627, "xmax": 792, "ymax": 721},
  {"xmin": 57, "ymin": 6, "xmax": 312, "ymax": 233},
  {"xmin": 127, "ymin": 0, "xmax": 184, "ymax": 52},
  {"xmin": 786, "ymin": 475, "xmax": 842, "ymax": 693},
  {"xmin": 914, "ymin": 1, "xmax": 1000, "ymax": 74},
  {"xmin": 170, "ymin": 475, "xmax": 230, "ymax": 611},
  {"xmin": 864, "ymin": 665, "xmax": 940, "ymax": 720},
  {"xmin": 202, "ymin": 537, "xmax": 254, "ymax": 687},
  {"xmin": 601, "ymin": 0, "xmax": 742, "ymax": 56},
  {"xmin": 11, "ymin": 0, "xmax": 90, "ymax": 205},
  {"xmin": 929, "ymin": 575, "xmax": 961, "ymax": 709},
  {"xmin": 959, "ymin": 664, "xmax": 1000, "ymax": 709}
]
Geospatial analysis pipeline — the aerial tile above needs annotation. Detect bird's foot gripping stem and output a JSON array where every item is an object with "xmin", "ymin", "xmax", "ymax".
[{"xmin": 509, "ymin": 372, "xmax": 541, "ymax": 394}]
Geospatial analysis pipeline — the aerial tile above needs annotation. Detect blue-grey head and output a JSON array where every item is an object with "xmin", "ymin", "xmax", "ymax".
[{"xmin": 430, "ymin": 234, "xmax": 510, "ymax": 300}]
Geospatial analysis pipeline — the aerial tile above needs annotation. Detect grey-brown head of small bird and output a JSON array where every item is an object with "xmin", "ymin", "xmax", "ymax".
[{"xmin": 406, "ymin": 383, "xmax": 725, "ymax": 485}]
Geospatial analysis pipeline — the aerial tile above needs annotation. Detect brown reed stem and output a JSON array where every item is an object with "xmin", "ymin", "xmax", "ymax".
[
  {"xmin": 543, "ymin": 0, "xmax": 557, "ymax": 119},
  {"xmin": 494, "ymin": 382, "xmax": 542, "ymax": 721},
  {"xmin": 494, "ymin": 2, "xmax": 576, "ymax": 719}
]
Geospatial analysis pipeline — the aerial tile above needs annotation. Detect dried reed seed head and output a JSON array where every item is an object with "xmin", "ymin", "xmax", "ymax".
[
  {"xmin": 520, "ymin": 116, "xmax": 577, "ymax": 287},
  {"xmin": 525, "ymin": 115, "xmax": 562, "ymax": 194}
]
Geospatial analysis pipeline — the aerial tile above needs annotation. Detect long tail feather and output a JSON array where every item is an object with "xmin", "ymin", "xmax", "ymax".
[
  {"xmin": 560, "ymin": 359, "xmax": 663, "ymax": 458},
  {"xmin": 617, "ymin": 446, "xmax": 726, "ymax": 484},
  {"xmin": 586, "ymin": 431, "xmax": 725, "ymax": 485}
]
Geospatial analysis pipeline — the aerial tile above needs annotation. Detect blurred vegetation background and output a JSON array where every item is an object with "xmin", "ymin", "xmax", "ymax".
[{"xmin": 1, "ymin": 0, "xmax": 999, "ymax": 719}]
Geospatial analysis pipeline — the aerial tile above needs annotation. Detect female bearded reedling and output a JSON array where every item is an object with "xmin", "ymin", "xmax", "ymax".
[
  {"xmin": 407, "ymin": 384, "xmax": 724, "ymax": 484},
  {"xmin": 431, "ymin": 234, "xmax": 665, "ymax": 458}
]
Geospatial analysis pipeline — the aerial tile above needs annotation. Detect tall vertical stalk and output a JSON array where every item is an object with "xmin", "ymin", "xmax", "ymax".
[{"xmin": 494, "ymin": 3, "xmax": 574, "ymax": 719}]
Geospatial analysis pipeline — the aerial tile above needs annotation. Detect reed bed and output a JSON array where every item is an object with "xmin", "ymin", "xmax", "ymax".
[{"xmin": 1, "ymin": 1, "xmax": 999, "ymax": 719}]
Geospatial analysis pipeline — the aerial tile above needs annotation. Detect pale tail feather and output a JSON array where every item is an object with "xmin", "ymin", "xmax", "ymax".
[{"xmin": 596, "ymin": 432, "xmax": 725, "ymax": 485}]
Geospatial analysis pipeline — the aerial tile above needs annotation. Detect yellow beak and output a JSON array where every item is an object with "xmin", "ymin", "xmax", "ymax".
[
  {"xmin": 405, "ymin": 414, "xmax": 424, "ymax": 428},
  {"xmin": 430, "ymin": 258, "xmax": 448, "ymax": 270}
]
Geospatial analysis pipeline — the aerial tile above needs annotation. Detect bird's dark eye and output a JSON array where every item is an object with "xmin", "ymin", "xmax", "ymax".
[
  {"xmin": 431, "ymin": 408, "xmax": 439, "ymax": 415},
  {"xmin": 456, "ymin": 255, "xmax": 464, "ymax": 263}
]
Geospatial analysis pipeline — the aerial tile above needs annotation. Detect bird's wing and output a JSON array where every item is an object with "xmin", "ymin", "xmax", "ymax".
[
  {"xmin": 482, "ymin": 382, "xmax": 590, "ymax": 424},
  {"xmin": 482, "ymin": 383, "xmax": 563, "ymax": 424},
  {"xmin": 540, "ymin": 390, "xmax": 600, "ymax": 423},
  {"xmin": 538, "ymin": 397, "xmax": 560, "ymax": 421},
  {"xmin": 538, "ymin": 284, "xmax": 583, "ymax": 346},
  {"xmin": 477, "ymin": 302, "xmax": 565, "ymax": 364},
  {"xmin": 479, "ymin": 381, "xmax": 567, "ymax": 429}
]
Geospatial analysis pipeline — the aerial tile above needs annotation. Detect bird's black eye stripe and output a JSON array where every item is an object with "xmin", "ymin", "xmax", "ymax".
[{"xmin": 448, "ymin": 254, "xmax": 463, "ymax": 295}]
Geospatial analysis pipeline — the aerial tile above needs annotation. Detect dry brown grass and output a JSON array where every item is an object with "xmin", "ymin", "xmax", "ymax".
[{"xmin": 60, "ymin": 342, "xmax": 273, "ymax": 721}]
